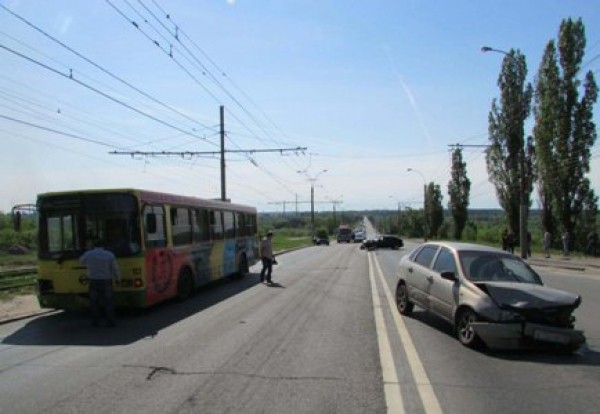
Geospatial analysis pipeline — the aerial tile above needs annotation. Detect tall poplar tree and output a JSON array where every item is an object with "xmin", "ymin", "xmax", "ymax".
[
  {"xmin": 425, "ymin": 182, "xmax": 444, "ymax": 239},
  {"xmin": 447, "ymin": 148, "xmax": 470, "ymax": 239},
  {"xmin": 486, "ymin": 49, "xmax": 533, "ymax": 237},
  {"xmin": 533, "ymin": 18, "xmax": 598, "ymax": 245},
  {"xmin": 533, "ymin": 40, "xmax": 561, "ymax": 238}
]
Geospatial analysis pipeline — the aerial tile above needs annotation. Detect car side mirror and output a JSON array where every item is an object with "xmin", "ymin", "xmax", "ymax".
[{"xmin": 440, "ymin": 271, "xmax": 457, "ymax": 281}]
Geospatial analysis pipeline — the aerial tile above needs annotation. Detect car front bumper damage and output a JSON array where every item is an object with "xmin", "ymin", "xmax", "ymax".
[{"xmin": 471, "ymin": 321, "xmax": 586, "ymax": 350}]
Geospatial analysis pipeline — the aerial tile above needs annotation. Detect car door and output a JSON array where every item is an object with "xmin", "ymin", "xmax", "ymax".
[
  {"xmin": 405, "ymin": 245, "xmax": 439, "ymax": 309},
  {"xmin": 428, "ymin": 247, "xmax": 459, "ymax": 323}
]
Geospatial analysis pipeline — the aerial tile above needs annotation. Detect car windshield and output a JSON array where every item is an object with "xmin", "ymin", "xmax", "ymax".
[{"xmin": 459, "ymin": 251, "xmax": 542, "ymax": 284}]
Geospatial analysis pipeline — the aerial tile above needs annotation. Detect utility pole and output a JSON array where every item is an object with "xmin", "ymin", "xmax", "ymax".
[
  {"xmin": 110, "ymin": 105, "xmax": 307, "ymax": 201},
  {"xmin": 220, "ymin": 105, "xmax": 226, "ymax": 201}
]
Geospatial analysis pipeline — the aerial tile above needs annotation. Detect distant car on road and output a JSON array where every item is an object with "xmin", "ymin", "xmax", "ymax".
[
  {"xmin": 395, "ymin": 241, "xmax": 586, "ymax": 352},
  {"xmin": 360, "ymin": 235, "xmax": 403, "ymax": 250},
  {"xmin": 352, "ymin": 230, "xmax": 366, "ymax": 243},
  {"xmin": 313, "ymin": 236, "xmax": 329, "ymax": 246},
  {"xmin": 337, "ymin": 225, "xmax": 353, "ymax": 243}
]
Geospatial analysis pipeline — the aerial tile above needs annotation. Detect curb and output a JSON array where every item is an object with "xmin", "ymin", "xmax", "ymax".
[{"xmin": 528, "ymin": 261, "xmax": 586, "ymax": 272}]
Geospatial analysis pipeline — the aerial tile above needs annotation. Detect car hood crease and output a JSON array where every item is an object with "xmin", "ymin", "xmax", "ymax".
[{"xmin": 476, "ymin": 282, "xmax": 581, "ymax": 309}]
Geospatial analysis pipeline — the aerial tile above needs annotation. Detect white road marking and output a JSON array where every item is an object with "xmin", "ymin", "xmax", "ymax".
[
  {"xmin": 368, "ymin": 252, "xmax": 405, "ymax": 414},
  {"xmin": 370, "ymin": 252, "xmax": 444, "ymax": 414}
]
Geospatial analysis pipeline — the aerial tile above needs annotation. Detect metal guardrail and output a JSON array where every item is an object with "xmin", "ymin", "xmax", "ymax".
[{"xmin": 0, "ymin": 267, "xmax": 37, "ymax": 291}]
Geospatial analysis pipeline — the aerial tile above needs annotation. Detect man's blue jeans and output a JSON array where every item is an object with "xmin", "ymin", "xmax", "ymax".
[
  {"xmin": 89, "ymin": 279, "xmax": 115, "ymax": 325},
  {"xmin": 260, "ymin": 258, "xmax": 273, "ymax": 282}
]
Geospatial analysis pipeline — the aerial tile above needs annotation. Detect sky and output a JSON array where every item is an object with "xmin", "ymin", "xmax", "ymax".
[{"xmin": 1, "ymin": 0, "xmax": 600, "ymax": 214}]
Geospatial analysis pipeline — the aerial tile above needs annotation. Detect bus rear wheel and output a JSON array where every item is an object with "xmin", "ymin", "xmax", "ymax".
[{"xmin": 177, "ymin": 269, "xmax": 194, "ymax": 301}]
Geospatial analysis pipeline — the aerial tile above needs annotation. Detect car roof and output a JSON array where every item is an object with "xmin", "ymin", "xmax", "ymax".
[{"xmin": 418, "ymin": 241, "xmax": 504, "ymax": 254}]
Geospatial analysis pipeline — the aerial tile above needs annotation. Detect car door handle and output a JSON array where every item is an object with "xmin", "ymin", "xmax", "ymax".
[
  {"xmin": 427, "ymin": 276, "xmax": 434, "ymax": 283},
  {"xmin": 408, "ymin": 267, "xmax": 413, "ymax": 273}
]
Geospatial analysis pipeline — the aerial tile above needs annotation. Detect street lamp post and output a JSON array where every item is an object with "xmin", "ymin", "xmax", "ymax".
[
  {"xmin": 407, "ymin": 168, "xmax": 427, "ymax": 240},
  {"xmin": 482, "ymin": 45, "xmax": 528, "ymax": 259}
]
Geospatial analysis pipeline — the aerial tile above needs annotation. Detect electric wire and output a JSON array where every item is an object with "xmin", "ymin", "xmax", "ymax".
[
  {"xmin": 0, "ymin": 4, "xmax": 215, "ymax": 132},
  {"xmin": 113, "ymin": 0, "xmax": 308, "ymax": 177},
  {"xmin": 0, "ymin": 43, "xmax": 215, "ymax": 145}
]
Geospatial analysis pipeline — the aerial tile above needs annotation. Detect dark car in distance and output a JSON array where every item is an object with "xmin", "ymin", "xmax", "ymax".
[
  {"xmin": 313, "ymin": 236, "xmax": 330, "ymax": 246},
  {"xmin": 360, "ymin": 235, "xmax": 403, "ymax": 250}
]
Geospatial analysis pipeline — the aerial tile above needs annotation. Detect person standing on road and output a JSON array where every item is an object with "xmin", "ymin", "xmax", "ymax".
[
  {"xmin": 586, "ymin": 230, "xmax": 598, "ymax": 256},
  {"xmin": 507, "ymin": 231, "xmax": 516, "ymax": 254},
  {"xmin": 80, "ymin": 238, "xmax": 121, "ymax": 326},
  {"xmin": 562, "ymin": 230, "xmax": 571, "ymax": 257},
  {"xmin": 259, "ymin": 230, "xmax": 275, "ymax": 284},
  {"xmin": 543, "ymin": 230, "xmax": 552, "ymax": 258}
]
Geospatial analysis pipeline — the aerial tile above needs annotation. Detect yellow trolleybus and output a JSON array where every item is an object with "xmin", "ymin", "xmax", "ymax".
[{"xmin": 36, "ymin": 189, "xmax": 259, "ymax": 310}]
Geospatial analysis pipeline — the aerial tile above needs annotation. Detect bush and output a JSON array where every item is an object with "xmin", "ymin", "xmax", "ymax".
[{"xmin": 0, "ymin": 228, "xmax": 37, "ymax": 250}]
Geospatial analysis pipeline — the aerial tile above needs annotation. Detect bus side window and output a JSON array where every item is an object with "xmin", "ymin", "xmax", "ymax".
[
  {"xmin": 172, "ymin": 207, "xmax": 192, "ymax": 246},
  {"xmin": 224, "ymin": 211, "xmax": 235, "ymax": 239},
  {"xmin": 236, "ymin": 213, "xmax": 245, "ymax": 237},
  {"xmin": 144, "ymin": 205, "xmax": 166, "ymax": 248},
  {"xmin": 146, "ymin": 213, "xmax": 157, "ymax": 234},
  {"xmin": 193, "ymin": 209, "xmax": 209, "ymax": 242},
  {"xmin": 247, "ymin": 214, "xmax": 257, "ymax": 236},
  {"xmin": 210, "ymin": 210, "xmax": 223, "ymax": 241}
]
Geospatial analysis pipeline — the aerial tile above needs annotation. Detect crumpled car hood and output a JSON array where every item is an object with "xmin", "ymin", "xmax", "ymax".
[{"xmin": 476, "ymin": 282, "xmax": 581, "ymax": 309}]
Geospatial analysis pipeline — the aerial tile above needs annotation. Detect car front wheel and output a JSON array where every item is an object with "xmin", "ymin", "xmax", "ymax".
[
  {"xmin": 395, "ymin": 283, "xmax": 414, "ymax": 316},
  {"xmin": 455, "ymin": 308, "xmax": 483, "ymax": 348}
]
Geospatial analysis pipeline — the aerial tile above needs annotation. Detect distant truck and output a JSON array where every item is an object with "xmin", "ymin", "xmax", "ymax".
[{"xmin": 337, "ymin": 225, "xmax": 353, "ymax": 243}]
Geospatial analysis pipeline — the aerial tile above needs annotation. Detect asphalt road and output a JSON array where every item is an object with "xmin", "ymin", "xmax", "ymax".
[{"xmin": 0, "ymin": 241, "xmax": 599, "ymax": 414}]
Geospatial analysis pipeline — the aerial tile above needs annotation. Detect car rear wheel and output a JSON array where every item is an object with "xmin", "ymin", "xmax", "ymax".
[
  {"xmin": 455, "ymin": 308, "xmax": 483, "ymax": 348},
  {"xmin": 396, "ymin": 283, "xmax": 414, "ymax": 316}
]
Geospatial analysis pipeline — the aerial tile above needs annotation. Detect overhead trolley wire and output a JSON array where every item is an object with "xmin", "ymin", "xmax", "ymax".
[
  {"xmin": 137, "ymin": 0, "xmax": 293, "ymax": 149},
  {"xmin": 0, "ymin": 3, "xmax": 216, "ymax": 133},
  {"xmin": 0, "ymin": 43, "xmax": 215, "ymax": 145},
  {"xmin": 122, "ymin": 0, "xmax": 308, "ymax": 176}
]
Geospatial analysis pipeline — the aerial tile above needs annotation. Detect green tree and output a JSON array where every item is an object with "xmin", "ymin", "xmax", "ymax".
[
  {"xmin": 486, "ymin": 49, "xmax": 533, "ymax": 239},
  {"xmin": 425, "ymin": 182, "xmax": 444, "ymax": 239},
  {"xmin": 447, "ymin": 148, "xmax": 471, "ymax": 239},
  {"xmin": 533, "ymin": 18, "xmax": 598, "ymax": 248},
  {"xmin": 533, "ymin": 40, "xmax": 561, "ymax": 237}
]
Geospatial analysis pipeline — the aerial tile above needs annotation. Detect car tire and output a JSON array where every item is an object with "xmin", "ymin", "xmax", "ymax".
[
  {"xmin": 395, "ymin": 283, "xmax": 414, "ymax": 316},
  {"xmin": 455, "ymin": 308, "xmax": 483, "ymax": 348}
]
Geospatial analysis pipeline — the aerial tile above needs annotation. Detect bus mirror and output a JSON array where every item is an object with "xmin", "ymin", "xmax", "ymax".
[{"xmin": 146, "ymin": 213, "xmax": 157, "ymax": 234}]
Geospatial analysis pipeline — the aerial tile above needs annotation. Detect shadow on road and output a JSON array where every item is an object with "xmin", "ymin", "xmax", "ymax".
[
  {"xmin": 408, "ymin": 309, "xmax": 600, "ymax": 366},
  {"xmin": 2, "ymin": 273, "xmax": 263, "ymax": 347}
]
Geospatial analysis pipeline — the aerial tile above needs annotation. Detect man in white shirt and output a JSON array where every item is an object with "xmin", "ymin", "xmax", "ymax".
[{"xmin": 80, "ymin": 238, "xmax": 121, "ymax": 326}]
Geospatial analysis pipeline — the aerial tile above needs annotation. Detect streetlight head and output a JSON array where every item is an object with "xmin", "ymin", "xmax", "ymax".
[
  {"xmin": 481, "ymin": 46, "xmax": 493, "ymax": 53},
  {"xmin": 407, "ymin": 168, "xmax": 413, "ymax": 172}
]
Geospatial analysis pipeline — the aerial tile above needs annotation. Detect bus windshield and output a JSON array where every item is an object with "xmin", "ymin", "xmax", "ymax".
[{"xmin": 38, "ymin": 193, "xmax": 141, "ymax": 259}]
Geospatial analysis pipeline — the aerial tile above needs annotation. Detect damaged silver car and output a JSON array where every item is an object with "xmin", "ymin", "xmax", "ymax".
[{"xmin": 395, "ymin": 242, "xmax": 586, "ymax": 352}]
